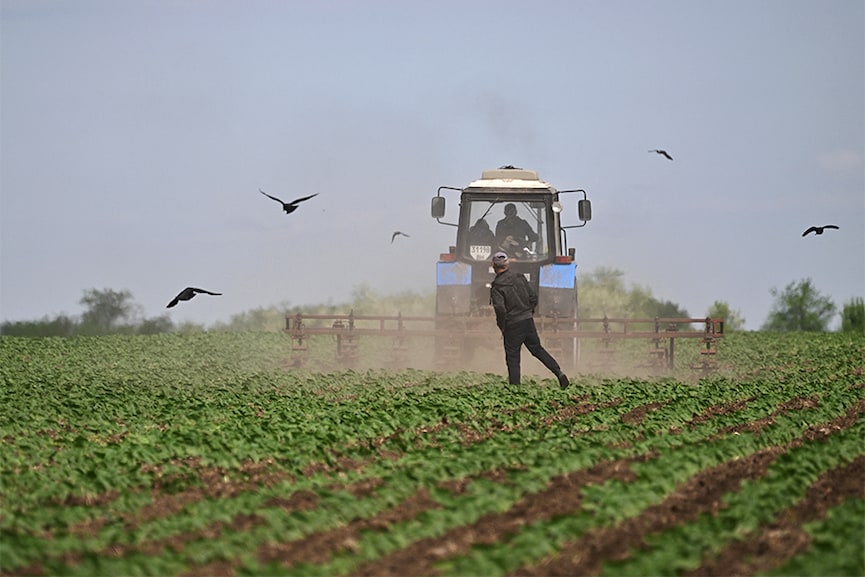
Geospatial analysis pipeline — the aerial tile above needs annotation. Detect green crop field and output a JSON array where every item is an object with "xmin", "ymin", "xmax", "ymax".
[{"xmin": 1, "ymin": 331, "xmax": 863, "ymax": 576}]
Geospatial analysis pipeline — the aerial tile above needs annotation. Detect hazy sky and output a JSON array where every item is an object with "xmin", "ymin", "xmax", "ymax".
[{"xmin": 2, "ymin": 0, "xmax": 863, "ymax": 330}]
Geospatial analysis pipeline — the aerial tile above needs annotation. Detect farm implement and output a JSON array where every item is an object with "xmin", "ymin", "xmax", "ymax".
[
  {"xmin": 286, "ymin": 166, "xmax": 724, "ymax": 373},
  {"xmin": 285, "ymin": 311, "xmax": 724, "ymax": 373}
]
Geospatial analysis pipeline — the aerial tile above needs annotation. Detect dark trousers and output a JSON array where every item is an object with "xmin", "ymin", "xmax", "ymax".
[{"xmin": 502, "ymin": 318, "xmax": 561, "ymax": 384}]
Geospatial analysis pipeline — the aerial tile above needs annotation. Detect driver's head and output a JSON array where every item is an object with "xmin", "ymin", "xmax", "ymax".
[{"xmin": 504, "ymin": 203, "xmax": 517, "ymax": 217}]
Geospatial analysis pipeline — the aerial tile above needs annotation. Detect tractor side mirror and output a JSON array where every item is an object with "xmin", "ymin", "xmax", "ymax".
[
  {"xmin": 578, "ymin": 198, "xmax": 592, "ymax": 222},
  {"xmin": 431, "ymin": 196, "xmax": 446, "ymax": 219}
]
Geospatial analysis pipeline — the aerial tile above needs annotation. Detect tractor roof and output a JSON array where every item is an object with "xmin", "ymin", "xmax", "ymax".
[{"xmin": 465, "ymin": 167, "xmax": 552, "ymax": 190}]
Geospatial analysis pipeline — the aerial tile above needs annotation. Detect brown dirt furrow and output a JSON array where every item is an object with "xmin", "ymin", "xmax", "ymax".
[
  {"xmin": 10, "ymin": 513, "xmax": 259, "ymax": 577},
  {"xmin": 450, "ymin": 397, "xmax": 619, "ymax": 445},
  {"xmin": 541, "ymin": 398, "xmax": 620, "ymax": 426},
  {"xmin": 55, "ymin": 481, "xmax": 380, "ymax": 577},
  {"xmin": 684, "ymin": 397, "xmax": 757, "ymax": 429},
  {"xmin": 717, "ymin": 395, "xmax": 822, "ymax": 438},
  {"xmin": 1, "ymin": 561, "xmax": 46, "ymax": 577},
  {"xmin": 263, "ymin": 488, "xmax": 320, "ymax": 511},
  {"xmin": 179, "ymin": 559, "xmax": 236, "ymax": 577},
  {"xmin": 350, "ymin": 456, "xmax": 644, "ymax": 577},
  {"xmin": 621, "ymin": 401, "xmax": 667, "ymax": 425},
  {"xmin": 800, "ymin": 398, "xmax": 865, "ymax": 443},
  {"xmin": 338, "ymin": 397, "xmax": 612, "ymax": 462},
  {"xmin": 63, "ymin": 460, "xmax": 293, "ymax": 537},
  {"xmin": 255, "ymin": 487, "xmax": 440, "ymax": 568},
  {"xmin": 512, "ymin": 445, "xmax": 786, "ymax": 577},
  {"xmin": 15, "ymin": 481, "xmax": 371, "ymax": 577},
  {"xmin": 687, "ymin": 454, "xmax": 865, "ymax": 577}
]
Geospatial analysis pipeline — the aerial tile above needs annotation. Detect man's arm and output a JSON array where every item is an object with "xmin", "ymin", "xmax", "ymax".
[
  {"xmin": 519, "ymin": 274, "xmax": 538, "ymax": 312},
  {"xmin": 522, "ymin": 219, "xmax": 539, "ymax": 243},
  {"xmin": 490, "ymin": 286, "xmax": 506, "ymax": 331}
]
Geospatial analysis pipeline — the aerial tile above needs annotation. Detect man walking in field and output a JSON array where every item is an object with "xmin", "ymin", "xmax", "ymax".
[{"xmin": 490, "ymin": 251, "xmax": 569, "ymax": 388}]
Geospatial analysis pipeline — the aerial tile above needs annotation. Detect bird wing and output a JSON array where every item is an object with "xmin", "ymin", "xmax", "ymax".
[
  {"xmin": 824, "ymin": 224, "xmax": 840, "ymax": 230},
  {"xmin": 167, "ymin": 288, "xmax": 190, "ymax": 308},
  {"xmin": 259, "ymin": 189, "xmax": 285, "ymax": 204},
  {"xmin": 289, "ymin": 193, "xmax": 319, "ymax": 205},
  {"xmin": 649, "ymin": 149, "xmax": 673, "ymax": 160},
  {"xmin": 802, "ymin": 227, "xmax": 818, "ymax": 236},
  {"xmin": 191, "ymin": 288, "xmax": 222, "ymax": 296}
]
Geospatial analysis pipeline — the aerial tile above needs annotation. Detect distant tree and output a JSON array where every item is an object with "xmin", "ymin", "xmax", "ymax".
[
  {"xmin": 174, "ymin": 320, "xmax": 207, "ymax": 334},
  {"xmin": 634, "ymin": 297, "xmax": 690, "ymax": 330},
  {"xmin": 627, "ymin": 283, "xmax": 655, "ymax": 316},
  {"xmin": 78, "ymin": 288, "xmax": 138, "ymax": 335},
  {"xmin": 761, "ymin": 278, "xmax": 836, "ymax": 332},
  {"xmin": 349, "ymin": 284, "xmax": 434, "ymax": 316},
  {"xmin": 707, "ymin": 300, "xmax": 746, "ymax": 331},
  {"xmin": 840, "ymin": 297, "xmax": 864, "ymax": 334},
  {"xmin": 138, "ymin": 315, "xmax": 174, "ymax": 335},
  {"xmin": 578, "ymin": 267, "xmax": 689, "ymax": 322},
  {"xmin": 578, "ymin": 267, "xmax": 632, "ymax": 317},
  {"xmin": 647, "ymin": 298, "xmax": 689, "ymax": 319},
  {"xmin": 0, "ymin": 314, "xmax": 78, "ymax": 337},
  {"xmin": 214, "ymin": 307, "xmax": 284, "ymax": 332},
  {"xmin": 588, "ymin": 267, "xmax": 628, "ymax": 293}
]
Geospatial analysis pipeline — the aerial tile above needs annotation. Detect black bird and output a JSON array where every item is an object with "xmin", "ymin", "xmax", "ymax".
[
  {"xmin": 259, "ymin": 189, "xmax": 319, "ymax": 214},
  {"xmin": 649, "ymin": 149, "xmax": 673, "ymax": 161},
  {"xmin": 167, "ymin": 287, "xmax": 222, "ymax": 308},
  {"xmin": 391, "ymin": 231, "xmax": 410, "ymax": 243},
  {"xmin": 802, "ymin": 225, "xmax": 840, "ymax": 237}
]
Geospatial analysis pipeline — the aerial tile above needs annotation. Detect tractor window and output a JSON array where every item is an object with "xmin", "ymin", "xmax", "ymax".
[{"xmin": 464, "ymin": 200, "xmax": 549, "ymax": 262}]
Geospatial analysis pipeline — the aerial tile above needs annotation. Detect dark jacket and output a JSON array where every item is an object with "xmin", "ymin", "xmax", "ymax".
[
  {"xmin": 490, "ymin": 267, "xmax": 537, "ymax": 331},
  {"xmin": 495, "ymin": 215, "xmax": 538, "ymax": 246}
]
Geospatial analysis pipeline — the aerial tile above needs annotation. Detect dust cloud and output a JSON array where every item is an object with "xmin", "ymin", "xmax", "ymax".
[{"xmin": 284, "ymin": 332, "xmax": 710, "ymax": 382}]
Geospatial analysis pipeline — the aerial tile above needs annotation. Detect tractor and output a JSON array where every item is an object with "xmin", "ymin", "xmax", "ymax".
[
  {"xmin": 286, "ymin": 166, "xmax": 723, "ymax": 373},
  {"xmin": 429, "ymin": 165, "xmax": 591, "ymax": 367}
]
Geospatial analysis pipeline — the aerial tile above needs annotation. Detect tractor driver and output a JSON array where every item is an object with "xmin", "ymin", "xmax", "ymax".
[
  {"xmin": 495, "ymin": 203, "xmax": 538, "ymax": 257},
  {"xmin": 468, "ymin": 218, "xmax": 495, "ymax": 246}
]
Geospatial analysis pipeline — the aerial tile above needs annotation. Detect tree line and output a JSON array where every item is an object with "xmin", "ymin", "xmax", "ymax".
[{"xmin": 1, "ymin": 271, "xmax": 863, "ymax": 337}]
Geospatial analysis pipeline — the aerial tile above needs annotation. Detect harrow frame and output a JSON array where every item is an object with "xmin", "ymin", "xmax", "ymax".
[{"xmin": 285, "ymin": 312, "xmax": 724, "ymax": 374}]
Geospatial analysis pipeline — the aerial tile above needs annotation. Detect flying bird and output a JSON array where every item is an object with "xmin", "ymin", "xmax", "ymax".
[
  {"xmin": 649, "ymin": 149, "xmax": 673, "ymax": 161},
  {"xmin": 259, "ymin": 189, "xmax": 319, "ymax": 214},
  {"xmin": 391, "ymin": 231, "xmax": 410, "ymax": 243},
  {"xmin": 802, "ymin": 225, "xmax": 839, "ymax": 237},
  {"xmin": 166, "ymin": 287, "xmax": 222, "ymax": 308}
]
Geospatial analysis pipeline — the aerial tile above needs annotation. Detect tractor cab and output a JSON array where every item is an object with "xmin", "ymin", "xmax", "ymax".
[
  {"xmin": 461, "ymin": 197, "xmax": 552, "ymax": 263},
  {"xmin": 431, "ymin": 166, "xmax": 592, "ymax": 317}
]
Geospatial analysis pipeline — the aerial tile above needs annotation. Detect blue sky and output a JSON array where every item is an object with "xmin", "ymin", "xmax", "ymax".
[{"xmin": 2, "ymin": 0, "xmax": 863, "ymax": 330}]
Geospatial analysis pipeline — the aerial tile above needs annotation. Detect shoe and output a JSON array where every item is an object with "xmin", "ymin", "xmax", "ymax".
[{"xmin": 557, "ymin": 373, "xmax": 570, "ymax": 389}]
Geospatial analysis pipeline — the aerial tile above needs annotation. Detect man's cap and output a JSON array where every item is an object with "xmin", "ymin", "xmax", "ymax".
[{"xmin": 492, "ymin": 252, "xmax": 509, "ymax": 266}]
